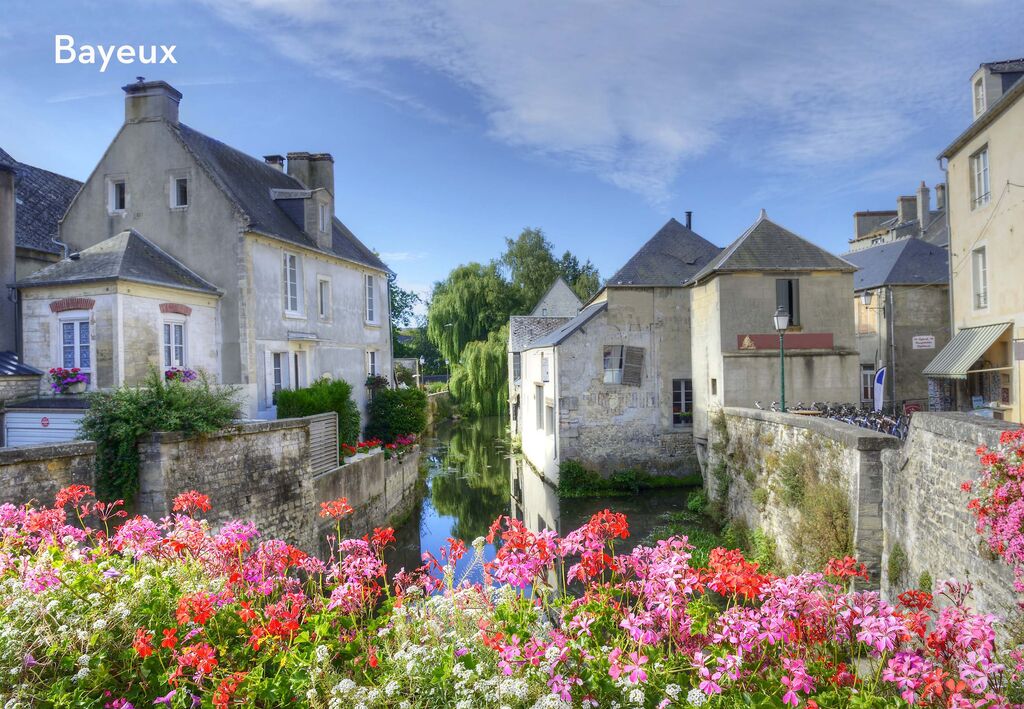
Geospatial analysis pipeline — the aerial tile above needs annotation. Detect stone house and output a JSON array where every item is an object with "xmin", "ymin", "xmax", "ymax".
[
  {"xmin": 689, "ymin": 211, "xmax": 860, "ymax": 451},
  {"xmin": 507, "ymin": 277, "xmax": 581, "ymax": 436},
  {"xmin": 844, "ymin": 238, "xmax": 950, "ymax": 409},
  {"xmin": 519, "ymin": 217, "xmax": 720, "ymax": 483},
  {"xmin": 847, "ymin": 180, "xmax": 948, "ymax": 253},
  {"xmin": 925, "ymin": 58, "xmax": 1024, "ymax": 422},
  {"xmin": 11, "ymin": 80, "xmax": 393, "ymax": 420},
  {"xmin": 0, "ymin": 149, "xmax": 82, "ymax": 408}
]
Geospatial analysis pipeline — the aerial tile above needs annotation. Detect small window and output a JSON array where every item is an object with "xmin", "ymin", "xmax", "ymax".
[
  {"xmin": 970, "ymin": 147, "xmax": 990, "ymax": 209},
  {"xmin": 283, "ymin": 253, "xmax": 300, "ymax": 314},
  {"xmin": 162, "ymin": 321, "xmax": 186, "ymax": 367},
  {"xmin": 318, "ymin": 203, "xmax": 329, "ymax": 232},
  {"xmin": 61, "ymin": 319, "xmax": 91, "ymax": 371},
  {"xmin": 535, "ymin": 384, "xmax": 544, "ymax": 429},
  {"xmin": 317, "ymin": 277, "xmax": 331, "ymax": 320},
  {"xmin": 603, "ymin": 345, "xmax": 624, "ymax": 384},
  {"xmin": 171, "ymin": 176, "xmax": 189, "ymax": 208},
  {"xmin": 272, "ymin": 353, "xmax": 284, "ymax": 392},
  {"xmin": 545, "ymin": 403, "xmax": 554, "ymax": 436},
  {"xmin": 861, "ymin": 365, "xmax": 875, "ymax": 403},
  {"xmin": 512, "ymin": 352, "xmax": 522, "ymax": 381},
  {"xmin": 711, "ymin": 378, "xmax": 718, "ymax": 396},
  {"xmin": 973, "ymin": 77, "xmax": 986, "ymax": 117},
  {"xmin": 367, "ymin": 350, "xmax": 378, "ymax": 377},
  {"xmin": 541, "ymin": 353, "xmax": 550, "ymax": 382},
  {"xmin": 672, "ymin": 379, "xmax": 693, "ymax": 425},
  {"xmin": 108, "ymin": 178, "xmax": 126, "ymax": 213},
  {"xmin": 775, "ymin": 278, "xmax": 800, "ymax": 327},
  {"xmin": 972, "ymin": 247, "xmax": 988, "ymax": 309},
  {"xmin": 365, "ymin": 274, "xmax": 376, "ymax": 323}
]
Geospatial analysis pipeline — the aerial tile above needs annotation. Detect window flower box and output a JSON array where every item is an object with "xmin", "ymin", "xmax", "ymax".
[{"xmin": 48, "ymin": 367, "xmax": 89, "ymax": 395}]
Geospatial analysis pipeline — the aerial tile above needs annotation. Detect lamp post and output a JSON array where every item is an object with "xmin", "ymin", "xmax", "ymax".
[{"xmin": 773, "ymin": 307, "xmax": 790, "ymax": 412}]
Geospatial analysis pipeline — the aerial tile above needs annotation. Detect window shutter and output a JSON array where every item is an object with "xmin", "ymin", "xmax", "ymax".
[
  {"xmin": 621, "ymin": 346, "xmax": 644, "ymax": 386},
  {"xmin": 790, "ymin": 279, "xmax": 800, "ymax": 326},
  {"xmin": 775, "ymin": 279, "xmax": 787, "ymax": 313},
  {"xmin": 263, "ymin": 350, "xmax": 275, "ymax": 409}
]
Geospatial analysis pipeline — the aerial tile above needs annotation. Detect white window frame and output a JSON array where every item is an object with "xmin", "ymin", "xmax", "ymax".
[
  {"xmin": 970, "ymin": 146, "xmax": 990, "ymax": 209},
  {"xmin": 973, "ymin": 78, "xmax": 986, "ymax": 118},
  {"xmin": 318, "ymin": 202, "xmax": 329, "ymax": 233},
  {"xmin": 317, "ymin": 276, "xmax": 332, "ymax": 321},
  {"xmin": 861, "ymin": 365, "xmax": 875, "ymax": 403},
  {"xmin": 972, "ymin": 246, "xmax": 989, "ymax": 310},
  {"xmin": 107, "ymin": 177, "xmax": 127, "ymax": 214},
  {"xmin": 603, "ymin": 345, "xmax": 624, "ymax": 384},
  {"xmin": 169, "ymin": 175, "xmax": 189, "ymax": 209},
  {"xmin": 272, "ymin": 352, "xmax": 284, "ymax": 393},
  {"xmin": 366, "ymin": 350, "xmax": 378, "ymax": 377},
  {"xmin": 283, "ymin": 252, "xmax": 303, "ymax": 316},
  {"xmin": 365, "ymin": 274, "xmax": 378, "ymax": 324},
  {"xmin": 162, "ymin": 318, "xmax": 187, "ymax": 368},
  {"xmin": 57, "ymin": 312, "xmax": 92, "ymax": 375}
]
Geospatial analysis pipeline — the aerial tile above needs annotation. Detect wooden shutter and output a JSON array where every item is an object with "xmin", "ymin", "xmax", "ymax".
[
  {"xmin": 775, "ymin": 279, "xmax": 787, "ymax": 314},
  {"xmin": 308, "ymin": 412, "xmax": 339, "ymax": 474},
  {"xmin": 790, "ymin": 279, "xmax": 800, "ymax": 326},
  {"xmin": 621, "ymin": 346, "xmax": 644, "ymax": 386}
]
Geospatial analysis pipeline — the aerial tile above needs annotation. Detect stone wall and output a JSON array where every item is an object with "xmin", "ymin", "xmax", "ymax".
[
  {"xmin": 0, "ymin": 375, "xmax": 41, "ymax": 404},
  {"xmin": 882, "ymin": 413, "xmax": 1017, "ymax": 613},
  {"xmin": 0, "ymin": 440, "xmax": 96, "ymax": 506},
  {"xmin": 427, "ymin": 391, "xmax": 452, "ymax": 426},
  {"xmin": 706, "ymin": 407, "xmax": 898, "ymax": 584}
]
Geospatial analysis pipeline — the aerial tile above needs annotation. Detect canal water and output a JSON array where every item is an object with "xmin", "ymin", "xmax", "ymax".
[{"xmin": 390, "ymin": 416, "xmax": 696, "ymax": 584}]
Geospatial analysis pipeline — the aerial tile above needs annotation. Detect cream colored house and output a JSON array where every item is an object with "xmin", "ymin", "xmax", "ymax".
[{"xmin": 925, "ymin": 58, "xmax": 1024, "ymax": 421}]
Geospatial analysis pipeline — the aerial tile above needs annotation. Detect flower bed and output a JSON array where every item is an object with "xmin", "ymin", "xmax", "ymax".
[
  {"xmin": 47, "ymin": 367, "xmax": 88, "ymax": 394},
  {"xmin": 0, "ymin": 486, "xmax": 1021, "ymax": 707}
]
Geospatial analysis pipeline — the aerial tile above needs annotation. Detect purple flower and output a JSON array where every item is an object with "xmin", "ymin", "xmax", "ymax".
[
  {"xmin": 23, "ymin": 653, "xmax": 38, "ymax": 668},
  {"xmin": 102, "ymin": 567, "xmax": 123, "ymax": 579},
  {"xmin": 153, "ymin": 690, "xmax": 176, "ymax": 706}
]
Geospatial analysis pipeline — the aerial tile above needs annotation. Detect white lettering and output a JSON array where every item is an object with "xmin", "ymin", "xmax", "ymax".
[
  {"xmin": 54, "ymin": 36, "xmax": 179, "ymax": 71},
  {"xmin": 54, "ymin": 34, "xmax": 75, "ymax": 64},
  {"xmin": 96, "ymin": 44, "xmax": 115, "ymax": 73}
]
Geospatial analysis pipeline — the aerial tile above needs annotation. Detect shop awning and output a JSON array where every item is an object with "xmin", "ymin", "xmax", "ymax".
[{"xmin": 923, "ymin": 322, "xmax": 1012, "ymax": 379}]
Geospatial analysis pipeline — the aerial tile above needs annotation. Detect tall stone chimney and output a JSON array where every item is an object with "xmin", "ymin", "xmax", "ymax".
[
  {"xmin": 122, "ymin": 79, "xmax": 182, "ymax": 124},
  {"xmin": 0, "ymin": 162, "xmax": 16, "ymax": 352},
  {"xmin": 896, "ymin": 195, "xmax": 917, "ymax": 224},
  {"xmin": 286, "ymin": 153, "xmax": 335, "ymax": 251},
  {"xmin": 935, "ymin": 183, "xmax": 947, "ymax": 211},
  {"xmin": 916, "ymin": 181, "xmax": 931, "ymax": 232}
]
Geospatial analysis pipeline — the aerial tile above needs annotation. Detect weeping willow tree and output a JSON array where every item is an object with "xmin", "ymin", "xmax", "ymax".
[
  {"xmin": 449, "ymin": 325, "xmax": 509, "ymax": 417},
  {"xmin": 426, "ymin": 263, "xmax": 519, "ymax": 365}
]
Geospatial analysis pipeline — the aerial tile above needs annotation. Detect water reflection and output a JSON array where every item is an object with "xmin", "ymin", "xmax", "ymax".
[{"xmin": 392, "ymin": 416, "xmax": 692, "ymax": 585}]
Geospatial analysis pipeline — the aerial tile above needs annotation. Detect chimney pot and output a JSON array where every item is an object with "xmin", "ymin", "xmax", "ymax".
[
  {"xmin": 916, "ymin": 181, "xmax": 931, "ymax": 233},
  {"xmin": 685, "ymin": 211, "xmax": 692, "ymax": 229},
  {"xmin": 264, "ymin": 155, "xmax": 285, "ymax": 171},
  {"xmin": 122, "ymin": 80, "xmax": 181, "ymax": 124}
]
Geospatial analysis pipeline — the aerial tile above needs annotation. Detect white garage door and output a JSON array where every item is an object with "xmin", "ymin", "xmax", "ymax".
[{"xmin": 4, "ymin": 411, "xmax": 85, "ymax": 447}]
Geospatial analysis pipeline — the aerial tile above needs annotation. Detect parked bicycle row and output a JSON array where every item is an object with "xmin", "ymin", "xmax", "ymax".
[{"xmin": 753, "ymin": 400, "xmax": 910, "ymax": 439}]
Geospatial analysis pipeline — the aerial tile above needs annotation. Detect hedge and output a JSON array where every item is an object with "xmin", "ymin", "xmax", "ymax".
[
  {"xmin": 276, "ymin": 377, "xmax": 360, "ymax": 446},
  {"xmin": 365, "ymin": 388, "xmax": 428, "ymax": 442}
]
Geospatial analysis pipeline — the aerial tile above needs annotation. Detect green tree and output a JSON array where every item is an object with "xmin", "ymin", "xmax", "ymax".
[
  {"xmin": 449, "ymin": 325, "xmax": 509, "ymax": 417},
  {"xmin": 426, "ymin": 262, "xmax": 520, "ymax": 364},
  {"xmin": 501, "ymin": 227, "xmax": 562, "ymax": 309},
  {"xmin": 388, "ymin": 271, "xmax": 420, "ymax": 346},
  {"xmin": 557, "ymin": 250, "xmax": 601, "ymax": 301}
]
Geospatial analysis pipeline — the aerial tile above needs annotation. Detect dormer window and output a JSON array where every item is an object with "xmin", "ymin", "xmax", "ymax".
[
  {"xmin": 108, "ymin": 178, "xmax": 127, "ymax": 213},
  {"xmin": 318, "ymin": 202, "xmax": 329, "ymax": 232},
  {"xmin": 973, "ymin": 77, "xmax": 987, "ymax": 118},
  {"xmin": 171, "ymin": 176, "xmax": 189, "ymax": 208}
]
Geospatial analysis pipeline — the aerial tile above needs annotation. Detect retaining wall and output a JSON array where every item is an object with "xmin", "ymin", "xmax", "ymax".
[
  {"xmin": 706, "ymin": 407, "xmax": 897, "ymax": 584},
  {"xmin": 0, "ymin": 440, "xmax": 96, "ymax": 505}
]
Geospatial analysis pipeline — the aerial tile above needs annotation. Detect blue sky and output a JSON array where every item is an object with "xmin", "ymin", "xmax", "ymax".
[{"xmin": 1, "ymin": 1, "xmax": 1022, "ymax": 308}]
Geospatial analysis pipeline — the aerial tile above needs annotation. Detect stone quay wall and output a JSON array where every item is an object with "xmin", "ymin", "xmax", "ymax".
[
  {"xmin": 0, "ymin": 440, "xmax": 96, "ymax": 506},
  {"xmin": 0, "ymin": 414, "xmax": 421, "ymax": 555},
  {"xmin": 705, "ymin": 407, "xmax": 896, "ymax": 584},
  {"xmin": 882, "ymin": 413, "xmax": 1017, "ymax": 614}
]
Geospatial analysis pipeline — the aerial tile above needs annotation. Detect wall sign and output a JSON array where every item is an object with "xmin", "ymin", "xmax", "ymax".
[{"xmin": 912, "ymin": 335, "xmax": 936, "ymax": 350}]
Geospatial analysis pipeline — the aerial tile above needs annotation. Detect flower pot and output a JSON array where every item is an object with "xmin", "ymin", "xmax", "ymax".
[{"xmin": 64, "ymin": 380, "xmax": 87, "ymax": 395}]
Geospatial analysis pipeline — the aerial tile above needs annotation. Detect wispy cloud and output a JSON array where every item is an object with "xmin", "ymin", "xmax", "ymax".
[
  {"xmin": 380, "ymin": 251, "xmax": 427, "ymax": 263},
  {"xmin": 197, "ymin": 0, "xmax": 1023, "ymax": 202}
]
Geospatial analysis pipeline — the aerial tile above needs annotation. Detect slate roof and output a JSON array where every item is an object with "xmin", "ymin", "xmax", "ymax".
[
  {"xmin": 15, "ymin": 229, "xmax": 220, "ymax": 294},
  {"xmin": 984, "ymin": 58, "xmax": 1024, "ymax": 74},
  {"xmin": 509, "ymin": 316, "xmax": 575, "ymax": 353},
  {"xmin": 843, "ymin": 238, "xmax": 949, "ymax": 291},
  {"xmin": 692, "ymin": 213, "xmax": 855, "ymax": 282},
  {"xmin": 0, "ymin": 147, "xmax": 82, "ymax": 255},
  {"xmin": 171, "ymin": 124, "xmax": 390, "ymax": 273},
  {"xmin": 608, "ymin": 218, "xmax": 722, "ymax": 287},
  {"xmin": 526, "ymin": 302, "xmax": 607, "ymax": 350},
  {"xmin": 0, "ymin": 351, "xmax": 42, "ymax": 377}
]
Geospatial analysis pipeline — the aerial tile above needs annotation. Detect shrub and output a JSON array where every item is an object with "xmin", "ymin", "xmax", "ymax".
[
  {"xmin": 918, "ymin": 570, "xmax": 933, "ymax": 593},
  {"xmin": 425, "ymin": 381, "xmax": 449, "ymax": 393},
  {"xmin": 276, "ymin": 377, "xmax": 360, "ymax": 446},
  {"xmin": 777, "ymin": 448, "xmax": 811, "ymax": 507},
  {"xmin": 751, "ymin": 528, "xmax": 778, "ymax": 573},
  {"xmin": 79, "ymin": 368, "xmax": 239, "ymax": 502},
  {"xmin": 365, "ymin": 387, "xmax": 428, "ymax": 443},
  {"xmin": 687, "ymin": 489, "xmax": 709, "ymax": 514},
  {"xmin": 794, "ymin": 482, "xmax": 852, "ymax": 572},
  {"xmin": 752, "ymin": 486, "xmax": 769, "ymax": 510},
  {"xmin": 558, "ymin": 461, "xmax": 695, "ymax": 498},
  {"xmin": 888, "ymin": 542, "xmax": 908, "ymax": 586}
]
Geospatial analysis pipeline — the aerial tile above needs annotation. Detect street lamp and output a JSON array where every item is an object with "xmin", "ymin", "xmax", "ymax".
[{"xmin": 773, "ymin": 307, "xmax": 790, "ymax": 412}]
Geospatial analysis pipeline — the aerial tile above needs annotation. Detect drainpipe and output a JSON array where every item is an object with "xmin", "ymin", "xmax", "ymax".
[
  {"xmin": 939, "ymin": 156, "xmax": 955, "ymax": 410},
  {"xmin": 888, "ymin": 286, "xmax": 897, "ymax": 410}
]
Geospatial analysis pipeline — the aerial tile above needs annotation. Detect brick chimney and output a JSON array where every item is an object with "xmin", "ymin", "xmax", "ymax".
[
  {"xmin": 286, "ymin": 153, "xmax": 335, "ymax": 251},
  {"xmin": 122, "ymin": 78, "xmax": 182, "ymax": 124},
  {"xmin": 916, "ymin": 181, "xmax": 931, "ymax": 232},
  {"xmin": 896, "ymin": 195, "xmax": 917, "ymax": 224},
  {"xmin": 0, "ymin": 162, "xmax": 16, "ymax": 352}
]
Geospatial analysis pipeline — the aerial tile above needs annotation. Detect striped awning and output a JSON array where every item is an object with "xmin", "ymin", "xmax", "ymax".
[{"xmin": 923, "ymin": 322, "xmax": 1012, "ymax": 379}]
